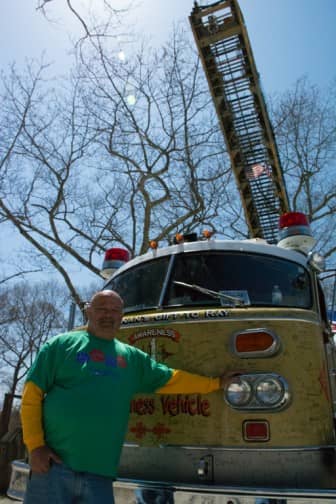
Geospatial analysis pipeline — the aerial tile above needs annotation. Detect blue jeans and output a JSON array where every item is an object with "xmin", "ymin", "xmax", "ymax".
[{"xmin": 24, "ymin": 462, "xmax": 115, "ymax": 503}]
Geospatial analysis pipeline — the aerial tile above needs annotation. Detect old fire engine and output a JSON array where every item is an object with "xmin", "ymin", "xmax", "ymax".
[{"xmin": 105, "ymin": 1, "xmax": 336, "ymax": 502}]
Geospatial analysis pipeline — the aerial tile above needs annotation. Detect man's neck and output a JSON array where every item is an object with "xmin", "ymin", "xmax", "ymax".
[{"xmin": 88, "ymin": 327, "xmax": 116, "ymax": 341}]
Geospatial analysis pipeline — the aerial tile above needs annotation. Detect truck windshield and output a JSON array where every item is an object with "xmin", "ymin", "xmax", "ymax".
[
  {"xmin": 106, "ymin": 252, "xmax": 312, "ymax": 312},
  {"xmin": 106, "ymin": 256, "xmax": 170, "ymax": 312},
  {"xmin": 165, "ymin": 252, "xmax": 311, "ymax": 309}
]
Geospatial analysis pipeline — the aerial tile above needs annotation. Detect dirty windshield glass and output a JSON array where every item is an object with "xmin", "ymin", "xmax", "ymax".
[
  {"xmin": 165, "ymin": 252, "xmax": 311, "ymax": 308},
  {"xmin": 106, "ymin": 256, "xmax": 170, "ymax": 312},
  {"xmin": 106, "ymin": 252, "xmax": 312, "ymax": 312}
]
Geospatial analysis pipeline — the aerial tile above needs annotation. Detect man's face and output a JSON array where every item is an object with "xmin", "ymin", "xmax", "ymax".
[{"xmin": 86, "ymin": 292, "xmax": 123, "ymax": 340}]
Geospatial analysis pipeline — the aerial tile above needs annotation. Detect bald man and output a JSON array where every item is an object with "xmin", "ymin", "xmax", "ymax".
[{"xmin": 21, "ymin": 290, "xmax": 240, "ymax": 504}]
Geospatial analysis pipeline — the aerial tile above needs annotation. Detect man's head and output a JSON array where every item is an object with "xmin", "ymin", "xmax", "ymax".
[{"xmin": 86, "ymin": 290, "xmax": 124, "ymax": 340}]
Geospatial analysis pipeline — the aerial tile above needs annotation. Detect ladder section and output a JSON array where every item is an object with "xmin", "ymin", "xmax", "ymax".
[{"xmin": 190, "ymin": 0, "xmax": 289, "ymax": 243}]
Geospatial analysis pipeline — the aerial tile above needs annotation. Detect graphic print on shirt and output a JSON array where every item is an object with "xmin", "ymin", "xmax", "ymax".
[{"xmin": 76, "ymin": 348, "xmax": 127, "ymax": 376}]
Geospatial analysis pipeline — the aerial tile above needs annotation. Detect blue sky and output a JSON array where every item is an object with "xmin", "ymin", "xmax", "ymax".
[
  {"xmin": 138, "ymin": 0, "xmax": 336, "ymax": 94},
  {"xmin": 1, "ymin": 0, "xmax": 335, "ymax": 95}
]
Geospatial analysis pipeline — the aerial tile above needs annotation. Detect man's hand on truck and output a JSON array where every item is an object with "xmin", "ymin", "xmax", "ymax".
[{"xmin": 220, "ymin": 370, "xmax": 245, "ymax": 389}]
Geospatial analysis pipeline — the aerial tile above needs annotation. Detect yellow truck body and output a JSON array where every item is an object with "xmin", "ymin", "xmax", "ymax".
[{"xmin": 102, "ymin": 238, "xmax": 336, "ymax": 498}]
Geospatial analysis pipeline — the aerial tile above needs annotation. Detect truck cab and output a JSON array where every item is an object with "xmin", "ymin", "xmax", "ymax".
[{"xmin": 101, "ymin": 218, "xmax": 336, "ymax": 501}]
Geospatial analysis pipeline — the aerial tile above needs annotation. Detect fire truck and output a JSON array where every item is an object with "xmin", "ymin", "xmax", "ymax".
[
  {"xmin": 7, "ymin": 0, "xmax": 336, "ymax": 502},
  {"xmin": 106, "ymin": 1, "xmax": 336, "ymax": 502},
  {"xmin": 104, "ymin": 221, "xmax": 336, "ymax": 503}
]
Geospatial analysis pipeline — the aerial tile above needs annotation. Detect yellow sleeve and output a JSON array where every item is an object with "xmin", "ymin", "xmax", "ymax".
[
  {"xmin": 20, "ymin": 381, "xmax": 45, "ymax": 453},
  {"xmin": 156, "ymin": 369, "xmax": 220, "ymax": 394}
]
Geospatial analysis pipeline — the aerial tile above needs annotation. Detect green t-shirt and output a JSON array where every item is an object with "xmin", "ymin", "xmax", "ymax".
[{"xmin": 26, "ymin": 330, "xmax": 173, "ymax": 477}]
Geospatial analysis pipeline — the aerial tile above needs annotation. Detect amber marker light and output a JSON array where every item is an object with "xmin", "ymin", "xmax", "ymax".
[
  {"xmin": 233, "ymin": 329, "xmax": 279, "ymax": 357},
  {"xmin": 175, "ymin": 233, "xmax": 184, "ymax": 243},
  {"xmin": 149, "ymin": 240, "xmax": 158, "ymax": 249},
  {"xmin": 202, "ymin": 229, "xmax": 214, "ymax": 239},
  {"xmin": 243, "ymin": 420, "xmax": 269, "ymax": 441}
]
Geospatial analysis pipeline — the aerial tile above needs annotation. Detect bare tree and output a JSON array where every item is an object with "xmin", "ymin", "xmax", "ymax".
[
  {"xmin": 0, "ymin": 60, "xmax": 100, "ymax": 305},
  {"xmin": 0, "ymin": 281, "xmax": 68, "ymax": 398},
  {"xmin": 36, "ymin": 0, "xmax": 132, "ymax": 50},
  {"xmin": 271, "ymin": 77, "xmax": 336, "ymax": 263},
  {"xmin": 77, "ymin": 27, "xmax": 235, "ymax": 252},
  {"xmin": 0, "ymin": 27, "xmax": 236, "ymax": 304}
]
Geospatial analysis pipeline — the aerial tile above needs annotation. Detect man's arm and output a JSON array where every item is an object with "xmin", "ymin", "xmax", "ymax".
[
  {"xmin": 21, "ymin": 381, "xmax": 61, "ymax": 472},
  {"xmin": 156, "ymin": 369, "xmax": 241, "ymax": 394}
]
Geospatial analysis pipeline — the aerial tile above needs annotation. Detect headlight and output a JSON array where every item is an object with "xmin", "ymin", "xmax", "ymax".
[
  {"xmin": 224, "ymin": 373, "xmax": 290, "ymax": 411},
  {"xmin": 226, "ymin": 379, "xmax": 252, "ymax": 406},
  {"xmin": 256, "ymin": 377, "xmax": 284, "ymax": 405}
]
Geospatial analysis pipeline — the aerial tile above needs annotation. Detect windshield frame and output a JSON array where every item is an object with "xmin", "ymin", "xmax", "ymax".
[{"xmin": 105, "ymin": 246, "xmax": 313, "ymax": 313}]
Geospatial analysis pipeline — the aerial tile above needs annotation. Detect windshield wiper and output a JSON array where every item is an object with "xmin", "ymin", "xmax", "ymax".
[{"xmin": 173, "ymin": 281, "xmax": 246, "ymax": 306}]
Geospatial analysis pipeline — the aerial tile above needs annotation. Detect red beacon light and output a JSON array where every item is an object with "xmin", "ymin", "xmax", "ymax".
[
  {"xmin": 100, "ymin": 248, "xmax": 130, "ymax": 279},
  {"xmin": 278, "ymin": 212, "xmax": 316, "ymax": 253}
]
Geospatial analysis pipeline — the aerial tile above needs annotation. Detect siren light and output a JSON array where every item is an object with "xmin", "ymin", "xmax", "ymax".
[
  {"xmin": 277, "ymin": 212, "xmax": 316, "ymax": 253},
  {"xmin": 100, "ymin": 247, "xmax": 130, "ymax": 279}
]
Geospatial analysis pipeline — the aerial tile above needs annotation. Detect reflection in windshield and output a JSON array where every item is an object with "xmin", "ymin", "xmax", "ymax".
[
  {"xmin": 173, "ymin": 280, "xmax": 248, "ymax": 306},
  {"xmin": 106, "ymin": 256, "xmax": 170, "ymax": 312},
  {"xmin": 166, "ymin": 253, "xmax": 311, "ymax": 309},
  {"xmin": 106, "ymin": 252, "xmax": 312, "ymax": 312}
]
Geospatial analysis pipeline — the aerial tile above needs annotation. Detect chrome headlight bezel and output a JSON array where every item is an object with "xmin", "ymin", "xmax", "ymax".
[{"xmin": 224, "ymin": 373, "xmax": 290, "ymax": 411}]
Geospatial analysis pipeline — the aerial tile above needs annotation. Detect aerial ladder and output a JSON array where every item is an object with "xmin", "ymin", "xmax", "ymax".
[{"xmin": 190, "ymin": 0, "xmax": 290, "ymax": 243}]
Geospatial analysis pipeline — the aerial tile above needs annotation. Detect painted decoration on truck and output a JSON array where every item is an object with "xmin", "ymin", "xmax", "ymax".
[
  {"xmin": 128, "ymin": 328, "xmax": 180, "ymax": 361},
  {"xmin": 122, "ymin": 314, "xmax": 334, "ymax": 447}
]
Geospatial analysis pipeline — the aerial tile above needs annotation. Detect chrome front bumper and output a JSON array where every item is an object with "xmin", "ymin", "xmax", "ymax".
[
  {"xmin": 7, "ymin": 466, "xmax": 336, "ymax": 504},
  {"xmin": 8, "ymin": 446, "xmax": 336, "ymax": 503},
  {"xmin": 114, "ymin": 480, "xmax": 336, "ymax": 503}
]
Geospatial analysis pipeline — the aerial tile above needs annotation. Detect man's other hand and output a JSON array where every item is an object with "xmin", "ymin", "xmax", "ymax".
[{"xmin": 30, "ymin": 445, "xmax": 62, "ymax": 473}]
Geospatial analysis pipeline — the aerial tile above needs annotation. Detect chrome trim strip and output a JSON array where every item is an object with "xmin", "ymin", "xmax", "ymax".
[
  {"xmin": 155, "ymin": 444, "xmax": 336, "ymax": 452},
  {"xmin": 121, "ymin": 313, "xmax": 322, "ymax": 328},
  {"xmin": 114, "ymin": 478, "xmax": 336, "ymax": 499}
]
